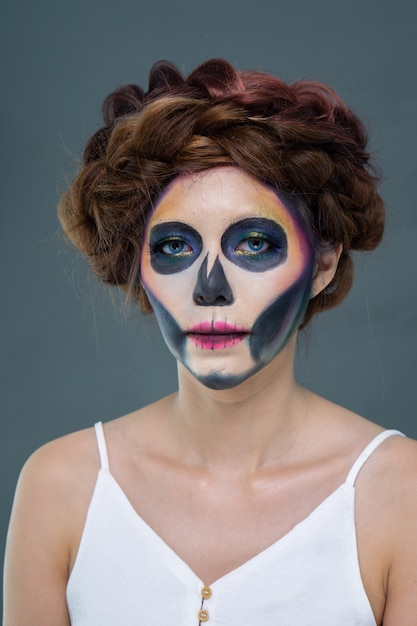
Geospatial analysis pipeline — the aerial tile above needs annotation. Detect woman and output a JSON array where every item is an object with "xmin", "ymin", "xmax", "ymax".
[{"xmin": 4, "ymin": 59, "xmax": 417, "ymax": 625}]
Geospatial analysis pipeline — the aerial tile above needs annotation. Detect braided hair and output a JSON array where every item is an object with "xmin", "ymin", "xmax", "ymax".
[{"xmin": 59, "ymin": 59, "xmax": 384, "ymax": 325}]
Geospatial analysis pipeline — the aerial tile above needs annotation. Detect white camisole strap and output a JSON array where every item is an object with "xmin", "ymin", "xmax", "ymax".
[
  {"xmin": 345, "ymin": 429, "xmax": 405, "ymax": 486},
  {"xmin": 94, "ymin": 421, "xmax": 109, "ymax": 470},
  {"xmin": 92, "ymin": 421, "xmax": 404, "ymax": 482}
]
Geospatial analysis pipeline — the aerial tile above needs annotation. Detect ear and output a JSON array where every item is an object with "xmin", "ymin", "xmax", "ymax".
[{"xmin": 310, "ymin": 244, "xmax": 343, "ymax": 299}]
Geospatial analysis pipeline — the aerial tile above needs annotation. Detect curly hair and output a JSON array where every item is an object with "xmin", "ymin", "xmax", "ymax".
[{"xmin": 58, "ymin": 58, "xmax": 384, "ymax": 325}]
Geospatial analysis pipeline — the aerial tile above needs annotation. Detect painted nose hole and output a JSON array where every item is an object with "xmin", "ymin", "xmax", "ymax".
[
  {"xmin": 193, "ymin": 255, "xmax": 234, "ymax": 307},
  {"xmin": 196, "ymin": 294, "xmax": 228, "ymax": 305}
]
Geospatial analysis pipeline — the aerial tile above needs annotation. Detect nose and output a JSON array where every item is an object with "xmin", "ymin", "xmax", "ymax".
[{"xmin": 193, "ymin": 255, "xmax": 234, "ymax": 306}]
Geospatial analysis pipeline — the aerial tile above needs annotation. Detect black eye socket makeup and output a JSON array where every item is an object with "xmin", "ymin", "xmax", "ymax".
[
  {"xmin": 149, "ymin": 217, "xmax": 288, "ymax": 275},
  {"xmin": 149, "ymin": 222, "xmax": 203, "ymax": 275},
  {"xmin": 221, "ymin": 218, "xmax": 288, "ymax": 272}
]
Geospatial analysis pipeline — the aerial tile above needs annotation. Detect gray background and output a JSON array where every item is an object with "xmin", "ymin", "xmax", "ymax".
[{"xmin": 1, "ymin": 0, "xmax": 416, "ymax": 612}]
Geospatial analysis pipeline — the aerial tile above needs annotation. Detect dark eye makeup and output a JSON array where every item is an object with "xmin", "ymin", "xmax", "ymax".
[
  {"xmin": 221, "ymin": 217, "xmax": 288, "ymax": 272},
  {"xmin": 149, "ymin": 222, "xmax": 202, "ymax": 274},
  {"xmin": 148, "ymin": 217, "xmax": 288, "ymax": 275}
]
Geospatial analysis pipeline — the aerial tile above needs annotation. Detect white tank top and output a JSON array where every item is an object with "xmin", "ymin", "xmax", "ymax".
[{"xmin": 66, "ymin": 423, "xmax": 404, "ymax": 625}]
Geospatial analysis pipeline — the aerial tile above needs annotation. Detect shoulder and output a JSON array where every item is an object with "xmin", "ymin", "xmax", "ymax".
[
  {"xmin": 16, "ymin": 398, "xmax": 170, "ymax": 501},
  {"xmin": 18, "ymin": 425, "xmax": 99, "ymax": 495},
  {"xmin": 316, "ymin": 407, "xmax": 417, "ymax": 623},
  {"xmin": 380, "ymin": 435, "xmax": 417, "ymax": 623},
  {"xmin": 11, "ymin": 427, "xmax": 101, "ymax": 549},
  {"xmin": 378, "ymin": 433, "xmax": 417, "ymax": 526},
  {"xmin": 356, "ymin": 433, "xmax": 417, "ymax": 624},
  {"xmin": 352, "ymin": 427, "xmax": 417, "ymax": 523},
  {"xmin": 19, "ymin": 393, "xmax": 174, "ymax": 489},
  {"xmin": 3, "ymin": 426, "xmax": 102, "ymax": 624},
  {"xmin": 9, "ymin": 423, "xmax": 109, "ymax": 551},
  {"xmin": 362, "ymin": 432, "xmax": 417, "ymax": 498}
]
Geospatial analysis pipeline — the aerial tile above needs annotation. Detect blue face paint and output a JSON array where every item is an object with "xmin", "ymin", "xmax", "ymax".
[
  {"xmin": 149, "ymin": 221, "xmax": 202, "ymax": 274},
  {"xmin": 143, "ymin": 284, "xmax": 246, "ymax": 390},
  {"xmin": 221, "ymin": 218, "xmax": 288, "ymax": 272},
  {"xmin": 144, "ymin": 286, "xmax": 186, "ymax": 361},
  {"xmin": 249, "ymin": 260, "xmax": 314, "ymax": 362},
  {"xmin": 143, "ymin": 254, "xmax": 314, "ymax": 391},
  {"xmin": 140, "ymin": 168, "xmax": 318, "ymax": 391}
]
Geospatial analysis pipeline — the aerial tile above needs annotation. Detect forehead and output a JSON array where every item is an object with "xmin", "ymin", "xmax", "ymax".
[{"xmin": 146, "ymin": 167, "xmax": 305, "ymax": 239}]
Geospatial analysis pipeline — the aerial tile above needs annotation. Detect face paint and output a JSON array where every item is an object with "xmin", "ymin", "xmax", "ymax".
[
  {"xmin": 221, "ymin": 217, "xmax": 288, "ymax": 272},
  {"xmin": 149, "ymin": 221, "xmax": 202, "ymax": 274},
  {"xmin": 192, "ymin": 254, "xmax": 234, "ymax": 306},
  {"xmin": 141, "ymin": 167, "xmax": 315, "ymax": 390}
]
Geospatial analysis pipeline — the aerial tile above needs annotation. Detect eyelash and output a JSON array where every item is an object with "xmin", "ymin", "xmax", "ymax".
[
  {"xmin": 152, "ymin": 237, "xmax": 193, "ymax": 256},
  {"xmin": 235, "ymin": 233, "xmax": 277, "ymax": 256}
]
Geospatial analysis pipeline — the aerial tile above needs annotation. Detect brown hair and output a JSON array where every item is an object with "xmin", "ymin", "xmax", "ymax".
[{"xmin": 58, "ymin": 58, "xmax": 384, "ymax": 325}]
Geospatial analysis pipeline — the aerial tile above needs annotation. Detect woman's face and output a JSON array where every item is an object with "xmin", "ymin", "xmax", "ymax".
[{"xmin": 141, "ymin": 167, "xmax": 315, "ymax": 390}]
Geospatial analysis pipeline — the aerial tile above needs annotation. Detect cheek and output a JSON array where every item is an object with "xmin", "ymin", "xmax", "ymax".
[
  {"xmin": 142, "ymin": 282, "xmax": 187, "ymax": 360},
  {"xmin": 239, "ymin": 266, "xmax": 302, "ymax": 317},
  {"xmin": 141, "ymin": 256, "xmax": 195, "ymax": 316},
  {"xmin": 249, "ymin": 259, "xmax": 315, "ymax": 361},
  {"xmin": 227, "ymin": 238, "xmax": 313, "ymax": 323}
]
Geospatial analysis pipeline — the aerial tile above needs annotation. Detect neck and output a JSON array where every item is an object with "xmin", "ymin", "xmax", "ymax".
[{"xmin": 169, "ymin": 337, "xmax": 312, "ymax": 476}]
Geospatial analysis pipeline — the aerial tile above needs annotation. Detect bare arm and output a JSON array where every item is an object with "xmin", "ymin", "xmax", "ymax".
[
  {"xmin": 3, "ymin": 431, "xmax": 97, "ymax": 626},
  {"xmin": 381, "ymin": 438, "xmax": 417, "ymax": 625}
]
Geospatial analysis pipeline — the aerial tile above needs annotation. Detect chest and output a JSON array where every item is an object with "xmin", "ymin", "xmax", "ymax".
[
  {"xmin": 113, "ymin": 458, "xmax": 347, "ymax": 583},
  {"xmin": 68, "ymin": 470, "xmax": 379, "ymax": 626}
]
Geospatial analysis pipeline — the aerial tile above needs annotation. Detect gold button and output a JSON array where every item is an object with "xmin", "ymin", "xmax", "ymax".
[
  {"xmin": 198, "ymin": 608, "xmax": 209, "ymax": 622},
  {"xmin": 200, "ymin": 586, "xmax": 212, "ymax": 600}
]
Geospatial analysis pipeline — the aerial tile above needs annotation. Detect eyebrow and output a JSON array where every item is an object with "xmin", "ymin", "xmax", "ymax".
[
  {"xmin": 148, "ymin": 221, "xmax": 202, "ymax": 241},
  {"xmin": 148, "ymin": 213, "xmax": 289, "ymax": 237}
]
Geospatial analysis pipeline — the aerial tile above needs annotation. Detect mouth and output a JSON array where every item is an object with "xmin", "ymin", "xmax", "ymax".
[{"xmin": 186, "ymin": 321, "xmax": 250, "ymax": 351}]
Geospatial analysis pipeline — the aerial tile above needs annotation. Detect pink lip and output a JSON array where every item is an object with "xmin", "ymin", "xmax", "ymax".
[
  {"xmin": 186, "ymin": 321, "xmax": 249, "ymax": 351},
  {"xmin": 188, "ymin": 321, "xmax": 246, "ymax": 333}
]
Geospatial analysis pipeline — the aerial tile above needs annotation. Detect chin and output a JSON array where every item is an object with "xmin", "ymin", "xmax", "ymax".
[{"xmin": 190, "ymin": 364, "xmax": 260, "ymax": 391}]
